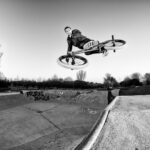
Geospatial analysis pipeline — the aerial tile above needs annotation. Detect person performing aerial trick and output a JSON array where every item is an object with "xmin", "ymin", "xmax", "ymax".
[
  {"xmin": 57, "ymin": 26, "xmax": 126, "ymax": 70},
  {"xmin": 64, "ymin": 26, "xmax": 108, "ymax": 56}
]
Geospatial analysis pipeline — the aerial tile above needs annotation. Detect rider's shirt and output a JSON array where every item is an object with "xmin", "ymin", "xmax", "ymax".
[{"xmin": 67, "ymin": 29, "xmax": 91, "ymax": 52}]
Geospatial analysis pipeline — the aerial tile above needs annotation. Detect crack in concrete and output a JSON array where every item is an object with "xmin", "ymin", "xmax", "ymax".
[
  {"xmin": 40, "ymin": 113, "xmax": 61, "ymax": 130},
  {"xmin": 40, "ymin": 113, "xmax": 73, "ymax": 143},
  {"xmin": 23, "ymin": 105, "xmax": 73, "ymax": 143},
  {"xmin": 23, "ymin": 105, "xmax": 57, "ymax": 113}
]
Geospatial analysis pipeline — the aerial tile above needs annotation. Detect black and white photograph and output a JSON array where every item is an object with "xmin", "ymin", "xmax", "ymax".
[{"xmin": 0, "ymin": 0, "xmax": 150, "ymax": 149}]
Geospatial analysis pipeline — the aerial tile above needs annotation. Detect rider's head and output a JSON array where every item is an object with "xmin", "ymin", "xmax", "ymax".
[{"xmin": 64, "ymin": 26, "xmax": 72, "ymax": 36}]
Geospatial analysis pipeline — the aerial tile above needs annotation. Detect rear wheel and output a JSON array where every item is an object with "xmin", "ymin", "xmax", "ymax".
[{"xmin": 57, "ymin": 55, "xmax": 88, "ymax": 70}]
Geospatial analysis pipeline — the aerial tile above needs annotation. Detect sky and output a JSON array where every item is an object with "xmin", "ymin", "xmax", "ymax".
[{"xmin": 0, "ymin": 0, "xmax": 150, "ymax": 82}]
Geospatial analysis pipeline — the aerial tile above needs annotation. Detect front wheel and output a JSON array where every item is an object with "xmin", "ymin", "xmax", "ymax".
[
  {"xmin": 103, "ymin": 39, "xmax": 126, "ymax": 50},
  {"xmin": 57, "ymin": 55, "xmax": 88, "ymax": 70}
]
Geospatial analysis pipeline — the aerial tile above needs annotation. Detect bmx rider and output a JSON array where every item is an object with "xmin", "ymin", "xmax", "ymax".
[{"xmin": 64, "ymin": 26, "xmax": 108, "ymax": 56}]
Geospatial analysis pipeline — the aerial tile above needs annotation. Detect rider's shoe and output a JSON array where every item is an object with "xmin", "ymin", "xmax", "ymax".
[
  {"xmin": 100, "ymin": 46, "xmax": 108, "ymax": 57},
  {"xmin": 102, "ymin": 50, "xmax": 108, "ymax": 57}
]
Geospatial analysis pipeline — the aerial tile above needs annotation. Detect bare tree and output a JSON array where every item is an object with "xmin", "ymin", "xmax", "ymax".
[
  {"xmin": 76, "ymin": 70, "xmax": 86, "ymax": 81},
  {"xmin": 0, "ymin": 45, "xmax": 3, "ymax": 68},
  {"xmin": 64, "ymin": 76, "xmax": 73, "ymax": 81},
  {"xmin": 0, "ymin": 72, "xmax": 5, "ymax": 80},
  {"xmin": 123, "ymin": 76, "xmax": 130, "ymax": 81},
  {"xmin": 103, "ymin": 73, "xmax": 118, "ymax": 88},
  {"xmin": 131, "ymin": 72, "xmax": 141, "ymax": 81},
  {"xmin": 143, "ymin": 73, "xmax": 150, "ymax": 85},
  {"xmin": 37, "ymin": 77, "xmax": 42, "ymax": 82},
  {"xmin": 51, "ymin": 74, "xmax": 59, "ymax": 81},
  {"xmin": 144, "ymin": 73, "xmax": 150, "ymax": 80}
]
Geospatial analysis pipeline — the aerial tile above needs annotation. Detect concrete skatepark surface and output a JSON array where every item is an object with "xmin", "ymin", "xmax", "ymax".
[
  {"xmin": 72, "ymin": 95, "xmax": 150, "ymax": 150},
  {"xmin": 1, "ymin": 90, "xmax": 150, "ymax": 150},
  {"xmin": 0, "ymin": 90, "xmax": 108, "ymax": 150}
]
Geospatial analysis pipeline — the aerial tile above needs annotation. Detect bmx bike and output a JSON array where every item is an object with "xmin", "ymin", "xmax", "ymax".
[{"xmin": 57, "ymin": 35, "xmax": 126, "ymax": 70}]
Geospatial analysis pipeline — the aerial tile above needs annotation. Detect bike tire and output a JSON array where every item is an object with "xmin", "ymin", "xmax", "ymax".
[
  {"xmin": 103, "ymin": 39, "xmax": 126, "ymax": 50},
  {"xmin": 57, "ymin": 55, "xmax": 88, "ymax": 70}
]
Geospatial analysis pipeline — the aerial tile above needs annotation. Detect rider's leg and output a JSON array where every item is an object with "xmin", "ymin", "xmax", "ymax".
[
  {"xmin": 100, "ymin": 46, "xmax": 109, "ymax": 56},
  {"xmin": 96, "ymin": 42, "xmax": 108, "ymax": 56},
  {"xmin": 83, "ymin": 40, "xmax": 99, "ymax": 50},
  {"xmin": 83, "ymin": 40, "xmax": 100, "ymax": 55},
  {"xmin": 84, "ymin": 41, "xmax": 108, "ymax": 56}
]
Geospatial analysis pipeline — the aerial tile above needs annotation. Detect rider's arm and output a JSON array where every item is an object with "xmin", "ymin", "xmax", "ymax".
[
  {"xmin": 73, "ymin": 29, "xmax": 81, "ymax": 34},
  {"xmin": 73, "ymin": 29, "xmax": 81, "ymax": 37},
  {"xmin": 67, "ymin": 37, "xmax": 73, "ymax": 54}
]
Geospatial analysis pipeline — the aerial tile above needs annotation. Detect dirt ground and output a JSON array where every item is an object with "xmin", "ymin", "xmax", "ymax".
[{"xmin": 0, "ymin": 89, "xmax": 110, "ymax": 150}]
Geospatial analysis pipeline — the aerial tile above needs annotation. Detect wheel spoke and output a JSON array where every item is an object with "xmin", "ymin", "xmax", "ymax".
[
  {"xmin": 74, "ymin": 59, "xmax": 85, "ymax": 65},
  {"xmin": 62, "ymin": 58, "xmax": 84, "ymax": 66}
]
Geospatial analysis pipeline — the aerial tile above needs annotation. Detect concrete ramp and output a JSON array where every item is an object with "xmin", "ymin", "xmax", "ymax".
[
  {"xmin": 0, "ymin": 104, "xmax": 58, "ymax": 150},
  {"xmin": 73, "ymin": 95, "xmax": 150, "ymax": 150}
]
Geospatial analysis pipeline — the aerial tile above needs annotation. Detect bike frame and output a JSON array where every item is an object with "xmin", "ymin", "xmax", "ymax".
[
  {"xmin": 71, "ymin": 42, "xmax": 104, "ymax": 55},
  {"xmin": 57, "ymin": 35, "xmax": 126, "ymax": 70},
  {"xmin": 71, "ymin": 35, "xmax": 116, "ymax": 56}
]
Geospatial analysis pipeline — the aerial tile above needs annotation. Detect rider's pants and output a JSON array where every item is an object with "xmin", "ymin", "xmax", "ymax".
[
  {"xmin": 83, "ymin": 40, "xmax": 99, "ymax": 50},
  {"xmin": 83, "ymin": 40, "xmax": 100, "ymax": 55}
]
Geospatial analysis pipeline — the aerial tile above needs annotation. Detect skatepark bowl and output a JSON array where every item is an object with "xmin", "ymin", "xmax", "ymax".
[
  {"xmin": 1, "ymin": 90, "xmax": 150, "ymax": 150},
  {"xmin": 71, "ymin": 95, "xmax": 150, "ymax": 150},
  {"xmin": 0, "ymin": 90, "xmax": 108, "ymax": 150}
]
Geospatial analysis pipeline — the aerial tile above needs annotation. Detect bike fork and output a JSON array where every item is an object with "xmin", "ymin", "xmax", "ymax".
[
  {"xmin": 71, "ymin": 56, "xmax": 75, "ymax": 65},
  {"xmin": 66, "ymin": 56, "xmax": 75, "ymax": 65},
  {"xmin": 98, "ymin": 41, "xmax": 105, "ymax": 53},
  {"xmin": 112, "ymin": 35, "xmax": 116, "ymax": 52}
]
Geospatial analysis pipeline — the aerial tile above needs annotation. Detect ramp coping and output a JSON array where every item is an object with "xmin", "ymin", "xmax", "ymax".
[{"xmin": 74, "ymin": 96, "xmax": 120, "ymax": 150}]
